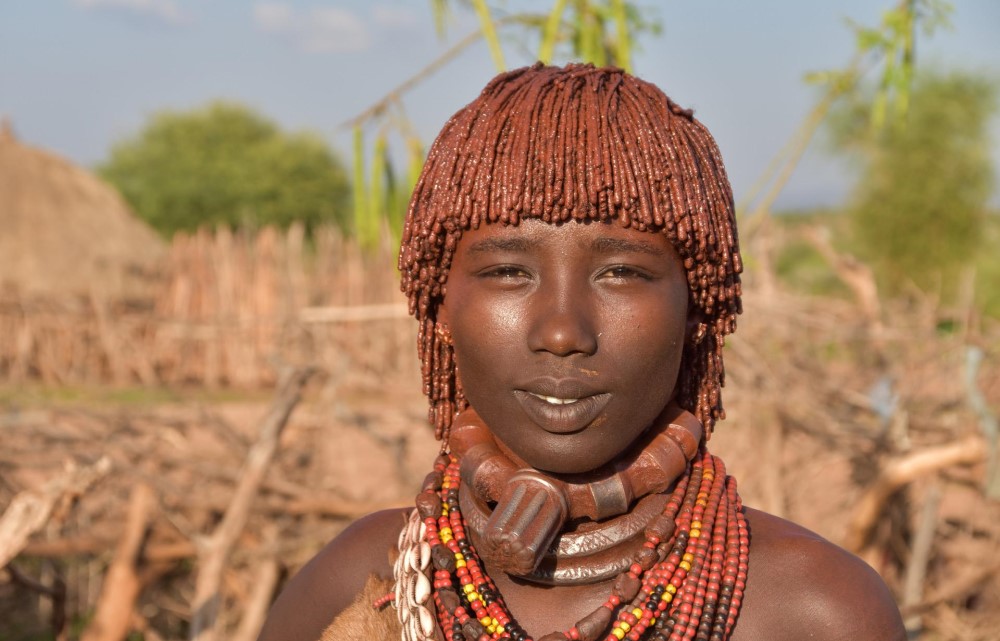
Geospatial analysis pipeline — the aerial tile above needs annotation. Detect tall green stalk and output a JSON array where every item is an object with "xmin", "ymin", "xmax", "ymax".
[
  {"xmin": 539, "ymin": 0, "xmax": 569, "ymax": 64},
  {"xmin": 368, "ymin": 132, "xmax": 387, "ymax": 247},
  {"xmin": 611, "ymin": 0, "xmax": 631, "ymax": 71},
  {"xmin": 471, "ymin": 0, "xmax": 506, "ymax": 72},
  {"xmin": 351, "ymin": 125, "xmax": 368, "ymax": 241}
]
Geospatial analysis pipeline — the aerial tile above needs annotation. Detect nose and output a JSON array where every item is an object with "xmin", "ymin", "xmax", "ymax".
[{"xmin": 526, "ymin": 284, "xmax": 599, "ymax": 357}]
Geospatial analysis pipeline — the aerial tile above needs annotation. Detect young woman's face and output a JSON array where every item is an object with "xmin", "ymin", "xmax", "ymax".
[{"xmin": 440, "ymin": 218, "xmax": 691, "ymax": 474}]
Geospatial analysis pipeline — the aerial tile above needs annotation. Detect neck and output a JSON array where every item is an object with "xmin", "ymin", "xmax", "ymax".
[{"xmin": 447, "ymin": 404, "xmax": 702, "ymax": 578}]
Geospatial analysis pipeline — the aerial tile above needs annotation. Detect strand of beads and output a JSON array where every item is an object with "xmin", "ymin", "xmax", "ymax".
[
  {"xmin": 414, "ymin": 451, "xmax": 748, "ymax": 641},
  {"xmin": 616, "ymin": 455, "xmax": 748, "ymax": 641},
  {"xmin": 420, "ymin": 456, "xmax": 524, "ymax": 641}
]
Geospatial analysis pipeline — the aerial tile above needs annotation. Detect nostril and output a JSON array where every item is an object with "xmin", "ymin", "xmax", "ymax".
[{"xmin": 527, "ymin": 308, "xmax": 599, "ymax": 357}]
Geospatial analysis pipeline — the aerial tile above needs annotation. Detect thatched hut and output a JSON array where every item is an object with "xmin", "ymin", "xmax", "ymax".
[{"xmin": 0, "ymin": 120, "xmax": 164, "ymax": 299}]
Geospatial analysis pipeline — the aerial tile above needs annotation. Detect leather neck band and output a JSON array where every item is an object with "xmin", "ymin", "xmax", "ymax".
[
  {"xmin": 447, "ymin": 403, "xmax": 702, "ymax": 577},
  {"xmin": 460, "ymin": 487, "xmax": 669, "ymax": 584}
]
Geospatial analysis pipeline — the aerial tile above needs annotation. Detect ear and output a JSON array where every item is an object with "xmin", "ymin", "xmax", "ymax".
[
  {"xmin": 433, "ymin": 292, "xmax": 456, "ymax": 349},
  {"xmin": 436, "ymin": 293, "xmax": 451, "ymax": 330},
  {"xmin": 684, "ymin": 303, "xmax": 706, "ymax": 346}
]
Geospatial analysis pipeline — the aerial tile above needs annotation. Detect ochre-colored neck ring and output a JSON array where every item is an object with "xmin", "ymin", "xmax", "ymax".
[{"xmin": 447, "ymin": 403, "xmax": 702, "ymax": 575}]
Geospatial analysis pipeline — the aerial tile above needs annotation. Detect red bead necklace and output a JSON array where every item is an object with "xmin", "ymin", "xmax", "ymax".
[{"xmin": 413, "ymin": 450, "xmax": 749, "ymax": 641}]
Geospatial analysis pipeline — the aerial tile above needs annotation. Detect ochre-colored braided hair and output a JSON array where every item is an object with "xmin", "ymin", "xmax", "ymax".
[{"xmin": 399, "ymin": 62, "xmax": 742, "ymax": 444}]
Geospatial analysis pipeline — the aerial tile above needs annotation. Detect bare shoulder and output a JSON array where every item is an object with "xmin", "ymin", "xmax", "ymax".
[
  {"xmin": 257, "ymin": 508, "xmax": 410, "ymax": 641},
  {"xmin": 734, "ymin": 507, "xmax": 905, "ymax": 641}
]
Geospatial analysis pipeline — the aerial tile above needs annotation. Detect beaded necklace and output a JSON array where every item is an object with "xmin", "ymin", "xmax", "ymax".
[{"xmin": 401, "ymin": 450, "xmax": 749, "ymax": 641}]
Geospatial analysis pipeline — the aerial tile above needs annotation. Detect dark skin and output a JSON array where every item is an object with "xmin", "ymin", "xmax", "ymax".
[
  {"xmin": 443, "ymin": 219, "xmax": 690, "ymax": 474},
  {"xmin": 258, "ymin": 219, "xmax": 906, "ymax": 641}
]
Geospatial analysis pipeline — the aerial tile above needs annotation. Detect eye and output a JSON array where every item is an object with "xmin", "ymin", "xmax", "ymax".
[
  {"xmin": 597, "ymin": 265, "xmax": 653, "ymax": 282},
  {"xmin": 478, "ymin": 265, "xmax": 532, "ymax": 282}
]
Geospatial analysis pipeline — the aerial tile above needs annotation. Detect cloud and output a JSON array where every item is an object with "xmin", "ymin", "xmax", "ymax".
[
  {"xmin": 253, "ymin": 3, "xmax": 370, "ymax": 53},
  {"xmin": 252, "ymin": 3, "xmax": 294, "ymax": 31},
  {"xmin": 373, "ymin": 5, "xmax": 418, "ymax": 28},
  {"xmin": 71, "ymin": 0, "xmax": 186, "ymax": 25}
]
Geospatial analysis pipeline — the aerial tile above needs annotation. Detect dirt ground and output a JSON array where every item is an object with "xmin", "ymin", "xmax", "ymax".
[{"xmin": 2, "ymin": 287, "xmax": 999, "ymax": 641}]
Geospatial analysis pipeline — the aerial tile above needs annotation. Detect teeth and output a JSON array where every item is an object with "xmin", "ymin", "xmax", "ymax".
[{"xmin": 532, "ymin": 393, "xmax": 580, "ymax": 405}]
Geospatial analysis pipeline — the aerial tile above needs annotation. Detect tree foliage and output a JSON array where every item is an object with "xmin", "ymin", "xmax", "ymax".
[
  {"xmin": 846, "ymin": 0, "xmax": 953, "ymax": 131},
  {"xmin": 428, "ymin": 0, "xmax": 661, "ymax": 72},
  {"xmin": 348, "ymin": 1, "xmax": 659, "ymax": 249},
  {"xmin": 743, "ymin": 0, "xmax": 952, "ymax": 226},
  {"xmin": 100, "ymin": 102, "xmax": 350, "ymax": 236},
  {"xmin": 831, "ymin": 69, "xmax": 997, "ymax": 295}
]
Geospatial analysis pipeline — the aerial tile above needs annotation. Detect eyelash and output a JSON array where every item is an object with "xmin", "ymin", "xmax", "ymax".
[
  {"xmin": 480, "ymin": 265, "xmax": 531, "ymax": 280},
  {"xmin": 599, "ymin": 265, "xmax": 653, "ymax": 281},
  {"xmin": 478, "ymin": 265, "xmax": 652, "ymax": 282}
]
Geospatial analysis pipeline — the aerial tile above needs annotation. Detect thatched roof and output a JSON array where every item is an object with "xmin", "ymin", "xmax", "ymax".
[{"xmin": 0, "ymin": 120, "xmax": 165, "ymax": 298}]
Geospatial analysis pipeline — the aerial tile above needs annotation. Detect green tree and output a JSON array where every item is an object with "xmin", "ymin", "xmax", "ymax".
[
  {"xmin": 831, "ymin": 70, "xmax": 997, "ymax": 295},
  {"xmin": 100, "ymin": 102, "xmax": 350, "ymax": 236}
]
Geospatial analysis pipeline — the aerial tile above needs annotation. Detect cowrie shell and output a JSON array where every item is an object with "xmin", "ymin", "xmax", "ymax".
[
  {"xmin": 418, "ymin": 542, "xmax": 431, "ymax": 571},
  {"xmin": 407, "ymin": 547, "xmax": 422, "ymax": 572},
  {"xmin": 406, "ymin": 572, "xmax": 420, "ymax": 604},
  {"xmin": 414, "ymin": 572, "xmax": 431, "ymax": 604},
  {"xmin": 419, "ymin": 606, "xmax": 436, "ymax": 637}
]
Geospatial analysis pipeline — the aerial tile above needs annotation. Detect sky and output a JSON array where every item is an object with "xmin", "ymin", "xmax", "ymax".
[{"xmin": 1, "ymin": 0, "xmax": 998, "ymax": 210}]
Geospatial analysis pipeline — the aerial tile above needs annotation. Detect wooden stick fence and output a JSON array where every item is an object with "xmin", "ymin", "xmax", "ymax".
[{"xmin": 0, "ymin": 224, "xmax": 418, "ymax": 389}]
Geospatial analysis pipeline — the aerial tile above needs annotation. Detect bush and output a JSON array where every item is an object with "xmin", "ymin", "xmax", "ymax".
[
  {"xmin": 833, "ymin": 70, "xmax": 997, "ymax": 298},
  {"xmin": 100, "ymin": 102, "xmax": 350, "ymax": 236}
]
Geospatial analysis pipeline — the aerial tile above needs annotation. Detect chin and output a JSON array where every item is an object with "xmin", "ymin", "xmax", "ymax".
[
  {"xmin": 536, "ymin": 461, "xmax": 604, "ymax": 475},
  {"xmin": 520, "ymin": 444, "xmax": 616, "ymax": 476}
]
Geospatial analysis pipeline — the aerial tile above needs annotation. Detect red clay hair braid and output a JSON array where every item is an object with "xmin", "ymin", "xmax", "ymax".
[{"xmin": 398, "ymin": 62, "xmax": 743, "ymax": 443}]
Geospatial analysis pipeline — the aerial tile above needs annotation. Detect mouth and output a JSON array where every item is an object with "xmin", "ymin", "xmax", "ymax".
[
  {"xmin": 528, "ymin": 393, "xmax": 582, "ymax": 405},
  {"xmin": 512, "ymin": 387, "xmax": 612, "ymax": 434}
]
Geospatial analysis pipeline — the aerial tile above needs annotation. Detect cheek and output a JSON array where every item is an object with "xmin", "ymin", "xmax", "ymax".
[
  {"xmin": 605, "ymin": 312, "xmax": 687, "ymax": 417},
  {"xmin": 448, "ymin": 296, "xmax": 523, "ymax": 388},
  {"xmin": 454, "ymin": 306, "xmax": 515, "ymax": 354},
  {"xmin": 613, "ymin": 305, "xmax": 686, "ymax": 367}
]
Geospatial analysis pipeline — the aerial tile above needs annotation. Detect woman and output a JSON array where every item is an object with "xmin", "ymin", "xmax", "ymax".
[{"xmin": 258, "ymin": 63, "xmax": 905, "ymax": 641}]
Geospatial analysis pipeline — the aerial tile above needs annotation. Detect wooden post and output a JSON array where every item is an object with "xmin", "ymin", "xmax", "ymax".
[
  {"xmin": 79, "ymin": 484, "xmax": 156, "ymax": 641},
  {"xmin": 188, "ymin": 367, "xmax": 314, "ymax": 641}
]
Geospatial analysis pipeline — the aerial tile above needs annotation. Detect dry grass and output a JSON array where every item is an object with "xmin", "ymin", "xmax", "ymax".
[{"xmin": 0, "ymin": 125, "xmax": 164, "ymax": 300}]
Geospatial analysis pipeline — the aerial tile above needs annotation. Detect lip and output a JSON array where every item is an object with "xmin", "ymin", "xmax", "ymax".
[
  {"xmin": 518, "ymin": 377, "xmax": 604, "ymax": 399},
  {"xmin": 513, "ymin": 378, "xmax": 612, "ymax": 434}
]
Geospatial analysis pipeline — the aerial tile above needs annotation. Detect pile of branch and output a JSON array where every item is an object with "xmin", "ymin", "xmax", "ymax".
[
  {"xmin": 716, "ymin": 229, "xmax": 1000, "ymax": 640},
  {"xmin": 0, "ymin": 367, "xmax": 429, "ymax": 641}
]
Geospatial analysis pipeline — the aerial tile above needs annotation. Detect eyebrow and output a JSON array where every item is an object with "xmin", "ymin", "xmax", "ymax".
[
  {"xmin": 466, "ymin": 237, "xmax": 537, "ymax": 254},
  {"xmin": 591, "ymin": 237, "xmax": 666, "ymax": 256},
  {"xmin": 464, "ymin": 234, "xmax": 666, "ymax": 256}
]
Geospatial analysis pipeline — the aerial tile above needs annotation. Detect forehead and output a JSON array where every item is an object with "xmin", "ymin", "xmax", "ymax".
[{"xmin": 455, "ymin": 218, "xmax": 681, "ymax": 261}]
